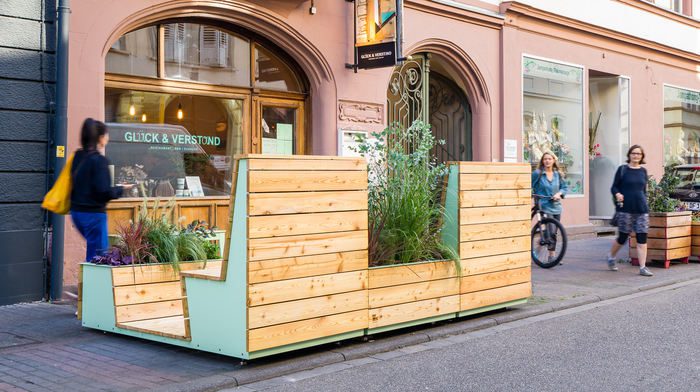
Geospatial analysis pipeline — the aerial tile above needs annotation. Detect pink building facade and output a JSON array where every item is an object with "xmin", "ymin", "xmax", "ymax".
[{"xmin": 61, "ymin": 0, "xmax": 700, "ymax": 287}]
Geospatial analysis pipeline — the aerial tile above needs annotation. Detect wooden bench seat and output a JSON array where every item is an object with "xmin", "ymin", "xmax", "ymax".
[
  {"xmin": 180, "ymin": 260, "xmax": 226, "ymax": 281},
  {"xmin": 118, "ymin": 316, "xmax": 189, "ymax": 340}
]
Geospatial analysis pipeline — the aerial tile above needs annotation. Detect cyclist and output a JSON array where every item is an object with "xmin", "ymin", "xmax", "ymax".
[
  {"xmin": 607, "ymin": 145, "xmax": 651, "ymax": 276},
  {"xmin": 532, "ymin": 151, "xmax": 568, "ymax": 265}
]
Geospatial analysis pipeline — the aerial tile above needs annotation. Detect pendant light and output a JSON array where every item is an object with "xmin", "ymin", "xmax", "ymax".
[
  {"xmin": 141, "ymin": 113, "xmax": 147, "ymax": 122},
  {"xmin": 129, "ymin": 98, "xmax": 136, "ymax": 116},
  {"xmin": 177, "ymin": 103, "xmax": 184, "ymax": 120}
]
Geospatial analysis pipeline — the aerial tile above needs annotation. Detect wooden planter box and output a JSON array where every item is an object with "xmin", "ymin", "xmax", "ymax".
[
  {"xmin": 80, "ymin": 156, "xmax": 532, "ymax": 359},
  {"xmin": 692, "ymin": 221, "xmax": 700, "ymax": 260},
  {"xmin": 368, "ymin": 260, "xmax": 459, "ymax": 333},
  {"xmin": 630, "ymin": 211, "xmax": 691, "ymax": 268}
]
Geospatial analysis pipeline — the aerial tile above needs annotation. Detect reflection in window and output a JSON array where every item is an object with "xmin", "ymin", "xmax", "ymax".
[
  {"xmin": 106, "ymin": 26, "xmax": 157, "ymax": 78},
  {"xmin": 664, "ymin": 85, "xmax": 700, "ymax": 166},
  {"xmin": 261, "ymin": 107, "xmax": 296, "ymax": 155},
  {"xmin": 104, "ymin": 88, "xmax": 244, "ymax": 198},
  {"xmin": 163, "ymin": 23, "xmax": 251, "ymax": 86},
  {"xmin": 522, "ymin": 57, "xmax": 584, "ymax": 194},
  {"xmin": 255, "ymin": 45, "xmax": 303, "ymax": 92}
]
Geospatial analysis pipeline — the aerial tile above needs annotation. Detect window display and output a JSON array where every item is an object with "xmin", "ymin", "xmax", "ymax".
[
  {"xmin": 664, "ymin": 85, "xmax": 700, "ymax": 166},
  {"xmin": 522, "ymin": 57, "xmax": 584, "ymax": 195},
  {"xmin": 104, "ymin": 88, "xmax": 243, "ymax": 198}
]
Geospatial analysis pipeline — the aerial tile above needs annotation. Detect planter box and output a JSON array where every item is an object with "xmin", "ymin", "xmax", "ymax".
[
  {"xmin": 630, "ymin": 211, "xmax": 691, "ymax": 268},
  {"xmin": 692, "ymin": 221, "xmax": 700, "ymax": 260},
  {"xmin": 367, "ymin": 260, "xmax": 459, "ymax": 333},
  {"xmin": 80, "ymin": 156, "xmax": 532, "ymax": 359}
]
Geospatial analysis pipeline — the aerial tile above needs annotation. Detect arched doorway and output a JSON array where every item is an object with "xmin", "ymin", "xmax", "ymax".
[{"xmin": 386, "ymin": 53, "xmax": 473, "ymax": 163}]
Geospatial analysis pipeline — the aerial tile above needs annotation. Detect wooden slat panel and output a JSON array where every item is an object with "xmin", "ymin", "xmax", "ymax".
[
  {"xmin": 368, "ymin": 295, "xmax": 460, "ymax": 329},
  {"xmin": 215, "ymin": 205, "xmax": 230, "ymax": 229},
  {"xmin": 248, "ymin": 250, "xmax": 368, "ymax": 284},
  {"xmin": 111, "ymin": 261, "xmax": 217, "ymax": 286},
  {"xmin": 648, "ymin": 225, "xmax": 692, "ymax": 238},
  {"xmin": 692, "ymin": 223, "xmax": 700, "ymax": 236},
  {"xmin": 248, "ymin": 158, "xmax": 366, "ymax": 171},
  {"xmin": 368, "ymin": 261, "xmax": 457, "ymax": 289},
  {"xmin": 248, "ymin": 270, "xmax": 368, "ymax": 306},
  {"xmin": 248, "ymin": 170, "xmax": 367, "ymax": 193},
  {"xmin": 113, "ymin": 281, "xmax": 183, "ymax": 306},
  {"xmin": 118, "ymin": 315, "xmax": 188, "ymax": 339},
  {"xmin": 248, "ymin": 309, "xmax": 368, "ymax": 352},
  {"xmin": 249, "ymin": 191, "xmax": 368, "ymax": 216},
  {"xmin": 692, "ymin": 236, "xmax": 700, "ymax": 247},
  {"xmin": 248, "ymin": 211, "xmax": 368, "ymax": 239},
  {"xmin": 178, "ymin": 206, "xmax": 211, "ymax": 226},
  {"xmin": 692, "ymin": 246, "xmax": 700, "ymax": 256},
  {"xmin": 460, "ymin": 283, "xmax": 531, "ymax": 312},
  {"xmin": 461, "ymin": 236, "xmax": 530, "ymax": 259},
  {"xmin": 460, "ymin": 205, "xmax": 530, "ymax": 225},
  {"xmin": 460, "ymin": 173, "xmax": 530, "ymax": 191},
  {"xmin": 461, "ymin": 251, "xmax": 531, "ymax": 275},
  {"xmin": 115, "ymin": 300, "xmax": 184, "ymax": 323},
  {"xmin": 649, "ymin": 214, "xmax": 692, "ymax": 228},
  {"xmin": 646, "ymin": 237, "xmax": 691, "ymax": 249},
  {"xmin": 457, "ymin": 162, "xmax": 530, "ymax": 174},
  {"xmin": 460, "ymin": 190, "xmax": 531, "ymax": 208},
  {"xmin": 460, "ymin": 221, "xmax": 530, "ymax": 242},
  {"xmin": 460, "ymin": 267, "xmax": 531, "ymax": 294},
  {"xmin": 248, "ymin": 291, "xmax": 367, "ymax": 329},
  {"xmin": 369, "ymin": 278, "xmax": 459, "ymax": 308},
  {"xmin": 629, "ymin": 247, "xmax": 691, "ymax": 260},
  {"xmin": 248, "ymin": 230, "xmax": 368, "ymax": 262},
  {"xmin": 107, "ymin": 207, "xmax": 135, "ymax": 235}
]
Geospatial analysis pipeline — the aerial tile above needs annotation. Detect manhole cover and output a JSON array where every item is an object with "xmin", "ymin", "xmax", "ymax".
[{"xmin": 0, "ymin": 332, "xmax": 37, "ymax": 348}]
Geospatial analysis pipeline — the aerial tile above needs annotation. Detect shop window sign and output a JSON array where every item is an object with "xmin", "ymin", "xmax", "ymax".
[{"xmin": 664, "ymin": 85, "xmax": 700, "ymax": 166}]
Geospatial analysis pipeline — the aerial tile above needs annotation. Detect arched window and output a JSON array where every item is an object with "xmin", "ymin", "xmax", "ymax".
[{"xmin": 104, "ymin": 22, "xmax": 307, "ymax": 199}]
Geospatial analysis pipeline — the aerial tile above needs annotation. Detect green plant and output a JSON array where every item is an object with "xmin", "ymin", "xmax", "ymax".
[
  {"xmin": 647, "ymin": 166, "xmax": 683, "ymax": 213},
  {"xmin": 114, "ymin": 220, "xmax": 154, "ymax": 264},
  {"xmin": 175, "ymin": 232, "xmax": 207, "ymax": 262},
  {"xmin": 353, "ymin": 121, "xmax": 453, "ymax": 266},
  {"xmin": 202, "ymin": 240, "xmax": 221, "ymax": 260}
]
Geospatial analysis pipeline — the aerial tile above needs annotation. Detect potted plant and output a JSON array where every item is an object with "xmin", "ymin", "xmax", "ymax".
[{"xmin": 631, "ymin": 167, "xmax": 691, "ymax": 268}]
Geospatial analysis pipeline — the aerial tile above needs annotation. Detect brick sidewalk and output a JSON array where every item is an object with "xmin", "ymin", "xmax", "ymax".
[{"xmin": 2, "ymin": 237, "xmax": 700, "ymax": 392}]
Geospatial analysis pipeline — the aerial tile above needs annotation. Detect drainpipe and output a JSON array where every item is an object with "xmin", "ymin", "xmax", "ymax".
[{"xmin": 50, "ymin": 0, "xmax": 70, "ymax": 302}]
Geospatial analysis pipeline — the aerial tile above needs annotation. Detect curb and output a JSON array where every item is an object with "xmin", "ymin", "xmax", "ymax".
[{"xmin": 153, "ymin": 273, "xmax": 700, "ymax": 392}]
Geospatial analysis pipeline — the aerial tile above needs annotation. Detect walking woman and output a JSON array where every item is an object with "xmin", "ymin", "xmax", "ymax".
[
  {"xmin": 70, "ymin": 119, "xmax": 131, "ymax": 261},
  {"xmin": 532, "ymin": 151, "xmax": 569, "ymax": 263},
  {"xmin": 607, "ymin": 145, "xmax": 652, "ymax": 276}
]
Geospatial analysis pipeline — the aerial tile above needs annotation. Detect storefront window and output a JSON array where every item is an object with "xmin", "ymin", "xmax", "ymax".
[
  {"xmin": 255, "ymin": 45, "xmax": 303, "ymax": 92},
  {"xmin": 163, "ymin": 23, "xmax": 251, "ymax": 87},
  {"xmin": 106, "ymin": 26, "xmax": 157, "ymax": 78},
  {"xmin": 522, "ymin": 57, "xmax": 585, "ymax": 195},
  {"xmin": 104, "ymin": 88, "xmax": 244, "ymax": 198},
  {"xmin": 664, "ymin": 85, "xmax": 700, "ymax": 166}
]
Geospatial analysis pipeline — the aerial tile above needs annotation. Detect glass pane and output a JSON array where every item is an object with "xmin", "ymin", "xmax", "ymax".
[
  {"xmin": 106, "ymin": 26, "xmax": 157, "ymax": 77},
  {"xmin": 163, "ymin": 23, "xmax": 251, "ymax": 87},
  {"xmin": 255, "ymin": 45, "xmax": 302, "ymax": 92},
  {"xmin": 522, "ymin": 57, "xmax": 584, "ymax": 195},
  {"xmin": 261, "ymin": 106, "xmax": 296, "ymax": 155},
  {"xmin": 664, "ymin": 85, "xmax": 700, "ymax": 166},
  {"xmin": 104, "ymin": 88, "xmax": 244, "ymax": 197}
]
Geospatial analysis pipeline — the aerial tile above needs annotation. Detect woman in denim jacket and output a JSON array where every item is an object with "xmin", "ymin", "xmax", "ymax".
[{"xmin": 531, "ymin": 151, "xmax": 569, "ymax": 264}]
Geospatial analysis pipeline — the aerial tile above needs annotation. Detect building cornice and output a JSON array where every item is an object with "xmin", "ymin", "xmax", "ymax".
[
  {"xmin": 616, "ymin": 0, "xmax": 699, "ymax": 29},
  {"xmin": 502, "ymin": 1, "xmax": 700, "ymax": 66},
  {"xmin": 405, "ymin": 0, "xmax": 504, "ymax": 30}
]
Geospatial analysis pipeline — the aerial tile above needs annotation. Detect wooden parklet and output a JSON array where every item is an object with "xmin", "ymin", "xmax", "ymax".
[
  {"xmin": 80, "ymin": 155, "xmax": 531, "ymax": 359},
  {"xmin": 630, "ymin": 211, "xmax": 692, "ymax": 268},
  {"xmin": 692, "ymin": 221, "xmax": 700, "ymax": 260}
]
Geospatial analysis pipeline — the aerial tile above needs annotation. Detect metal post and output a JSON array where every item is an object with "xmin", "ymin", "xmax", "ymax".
[
  {"xmin": 421, "ymin": 53, "xmax": 431, "ymax": 124},
  {"xmin": 50, "ymin": 0, "xmax": 71, "ymax": 302}
]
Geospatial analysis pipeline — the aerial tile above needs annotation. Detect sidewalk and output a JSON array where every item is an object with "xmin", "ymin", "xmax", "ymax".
[{"xmin": 2, "ymin": 237, "xmax": 700, "ymax": 392}]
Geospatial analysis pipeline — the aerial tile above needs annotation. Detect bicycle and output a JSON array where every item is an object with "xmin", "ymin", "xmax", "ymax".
[{"xmin": 531, "ymin": 194, "xmax": 568, "ymax": 268}]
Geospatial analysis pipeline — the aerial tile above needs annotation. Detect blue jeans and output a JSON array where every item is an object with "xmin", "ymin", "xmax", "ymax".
[{"xmin": 71, "ymin": 211, "xmax": 109, "ymax": 261}]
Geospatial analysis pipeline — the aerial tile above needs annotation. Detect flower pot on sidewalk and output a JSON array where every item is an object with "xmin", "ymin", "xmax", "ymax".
[{"xmin": 630, "ymin": 211, "xmax": 691, "ymax": 268}]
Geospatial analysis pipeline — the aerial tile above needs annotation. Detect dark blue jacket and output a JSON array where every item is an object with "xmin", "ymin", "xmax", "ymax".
[{"xmin": 70, "ymin": 149, "xmax": 123, "ymax": 213}]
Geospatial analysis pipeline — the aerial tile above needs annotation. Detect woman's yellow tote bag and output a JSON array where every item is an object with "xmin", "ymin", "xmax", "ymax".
[{"xmin": 42, "ymin": 154, "xmax": 74, "ymax": 214}]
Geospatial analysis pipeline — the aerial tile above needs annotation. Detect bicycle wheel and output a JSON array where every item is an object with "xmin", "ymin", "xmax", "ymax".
[{"xmin": 531, "ymin": 217, "xmax": 567, "ymax": 268}]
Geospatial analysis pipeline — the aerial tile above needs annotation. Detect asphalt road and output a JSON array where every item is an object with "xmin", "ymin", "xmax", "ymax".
[{"xmin": 243, "ymin": 280, "xmax": 700, "ymax": 392}]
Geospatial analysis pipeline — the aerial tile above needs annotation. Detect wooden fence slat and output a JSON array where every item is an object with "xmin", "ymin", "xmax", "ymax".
[
  {"xmin": 115, "ymin": 300, "xmax": 184, "ymax": 323},
  {"xmin": 460, "ymin": 283, "xmax": 531, "ymax": 311},
  {"xmin": 459, "ymin": 173, "xmax": 530, "ymax": 191},
  {"xmin": 248, "ymin": 250, "xmax": 368, "ymax": 284},
  {"xmin": 249, "ymin": 191, "xmax": 368, "ymax": 216},
  {"xmin": 248, "ymin": 211, "xmax": 368, "ymax": 239},
  {"xmin": 460, "ymin": 236, "xmax": 530, "ymax": 259},
  {"xmin": 368, "ymin": 295, "xmax": 460, "ymax": 329},
  {"xmin": 368, "ymin": 261, "xmax": 457, "ymax": 289},
  {"xmin": 459, "ymin": 190, "xmax": 531, "ymax": 208},
  {"xmin": 247, "ymin": 158, "xmax": 366, "ymax": 171},
  {"xmin": 460, "ymin": 267, "xmax": 531, "ymax": 294},
  {"xmin": 460, "ymin": 221, "xmax": 530, "ymax": 242},
  {"xmin": 461, "ymin": 251, "xmax": 531, "ymax": 276},
  {"xmin": 457, "ymin": 162, "xmax": 530, "ymax": 174},
  {"xmin": 248, "ymin": 309, "xmax": 368, "ymax": 352},
  {"xmin": 369, "ymin": 278, "xmax": 459, "ymax": 308},
  {"xmin": 248, "ymin": 230, "xmax": 368, "ymax": 262},
  {"xmin": 460, "ymin": 205, "xmax": 531, "ymax": 225},
  {"xmin": 113, "ymin": 281, "xmax": 183, "ymax": 306},
  {"xmin": 248, "ymin": 291, "xmax": 367, "ymax": 329},
  {"xmin": 249, "ymin": 171, "xmax": 367, "ymax": 193},
  {"xmin": 248, "ymin": 270, "xmax": 368, "ymax": 306}
]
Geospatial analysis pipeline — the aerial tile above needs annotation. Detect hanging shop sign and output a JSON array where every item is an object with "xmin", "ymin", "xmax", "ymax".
[
  {"xmin": 523, "ymin": 57, "xmax": 582, "ymax": 84},
  {"xmin": 353, "ymin": 0, "xmax": 403, "ymax": 70}
]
